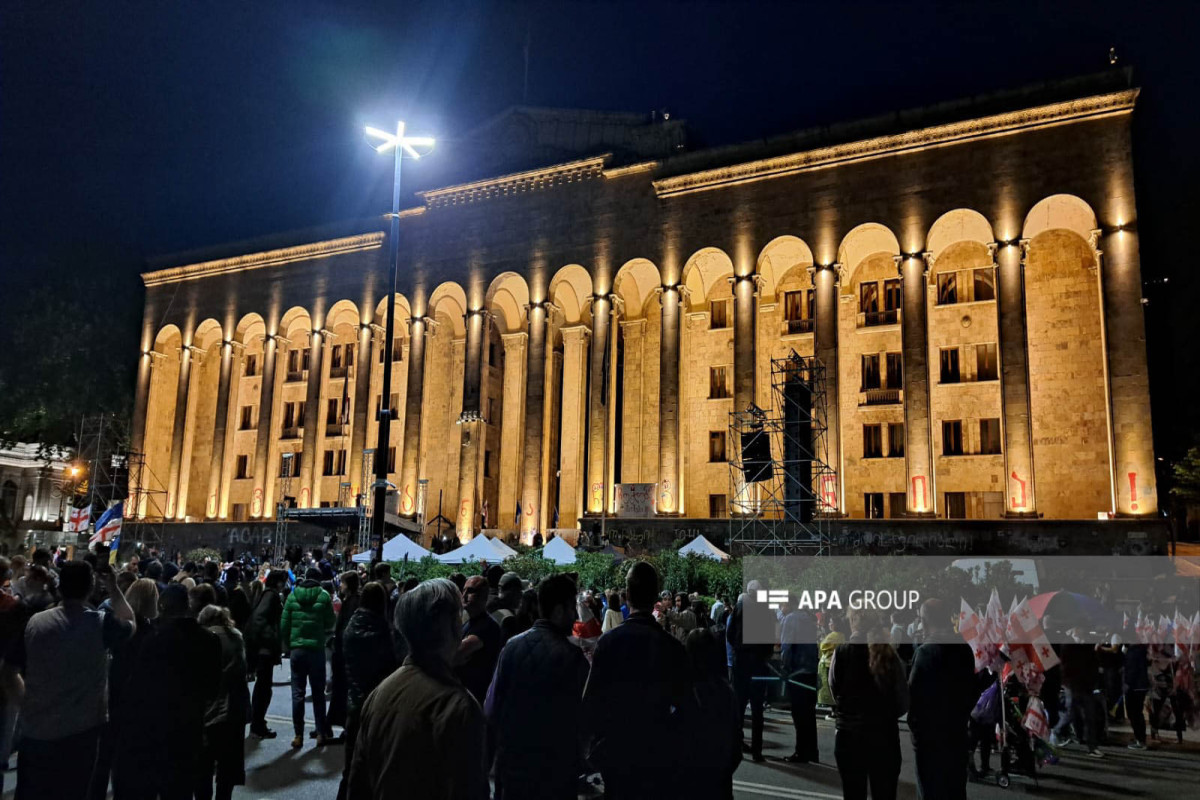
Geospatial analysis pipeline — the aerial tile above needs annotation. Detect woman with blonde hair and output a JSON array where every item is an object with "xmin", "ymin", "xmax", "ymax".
[
  {"xmin": 196, "ymin": 604, "xmax": 249, "ymax": 800},
  {"xmin": 828, "ymin": 609, "xmax": 908, "ymax": 800}
]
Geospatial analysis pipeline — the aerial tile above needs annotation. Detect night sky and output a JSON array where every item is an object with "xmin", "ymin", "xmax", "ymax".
[{"xmin": 2, "ymin": 1, "xmax": 1197, "ymax": 461}]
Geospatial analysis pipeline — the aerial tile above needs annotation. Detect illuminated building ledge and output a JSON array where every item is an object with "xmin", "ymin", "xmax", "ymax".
[
  {"xmin": 653, "ymin": 89, "xmax": 1139, "ymax": 198},
  {"xmin": 141, "ymin": 232, "xmax": 386, "ymax": 287},
  {"xmin": 419, "ymin": 154, "xmax": 611, "ymax": 208}
]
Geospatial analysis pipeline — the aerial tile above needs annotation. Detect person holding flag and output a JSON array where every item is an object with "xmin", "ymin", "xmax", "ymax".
[{"xmin": 89, "ymin": 502, "xmax": 123, "ymax": 547}]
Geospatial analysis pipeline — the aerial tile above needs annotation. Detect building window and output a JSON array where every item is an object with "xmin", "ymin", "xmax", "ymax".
[
  {"xmin": 888, "ymin": 423, "xmax": 905, "ymax": 458},
  {"xmin": 392, "ymin": 339, "xmax": 403, "ymax": 362},
  {"xmin": 282, "ymin": 402, "xmax": 295, "ymax": 429},
  {"xmin": 322, "ymin": 450, "xmax": 334, "ymax": 476},
  {"xmin": 942, "ymin": 420, "xmax": 964, "ymax": 456},
  {"xmin": 331, "ymin": 345, "xmax": 343, "ymax": 369},
  {"xmin": 864, "ymin": 492, "xmax": 884, "ymax": 519},
  {"xmin": 885, "ymin": 353, "xmax": 903, "ymax": 389},
  {"xmin": 327, "ymin": 399, "xmax": 339, "ymax": 425},
  {"xmin": 888, "ymin": 492, "xmax": 906, "ymax": 518},
  {"xmin": 244, "ymin": 354, "xmax": 258, "ymax": 377},
  {"xmin": 860, "ymin": 282, "xmax": 879, "ymax": 314},
  {"xmin": 709, "ymin": 494, "xmax": 727, "ymax": 519},
  {"xmin": 483, "ymin": 450, "xmax": 492, "ymax": 478},
  {"xmin": 861, "ymin": 354, "xmax": 881, "ymax": 390},
  {"xmin": 709, "ymin": 431, "xmax": 727, "ymax": 462},
  {"xmin": 883, "ymin": 278, "xmax": 901, "ymax": 311},
  {"xmin": 235, "ymin": 455, "xmax": 250, "ymax": 480},
  {"xmin": 230, "ymin": 503, "xmax": 248, "ymax": 521},
  {"xmin": 937, "ymin": 272, "xmax": 958, "ymax": 305},
  {"xmin": 709, "ymin": 366, "xmax": 730, "ymax": 399},
  {"xmin": 863, "ymin": 424, "xmax": 883, "ymax": 458},
  {"xmin": 980, "ymin": 418, "xmax": 1002, "ymax": 455},
  {"xmin": 939, "ymin": 348, "xmax": 961, "ymax": 384},
  {"xmin": 486, "ymin": 398, "xmax": 496, "ymax": 423},
  {"xmin": 973, "ymin": 268, "xmax": 996, "ymax": 302},
  {"xmin": 976, "ymin": 343, "xmax": 998, "ymax": 381},
  {"xmin": 944, "ymin": 492, "xmax": 967, "ymax": 519},
  {"xmin": 488, "ymin": 342, "xmax": 497, "ymax": 366},
  {"xmin": 337, "ymin": 450, "xmax": 347, "ymax": 475},
  {"xmin": 387, "ymin": 446, "xmax": 397, "ymax": 473},
  {"xmin": 709, "ymin": 299, "xmax": 730, "ymax": 329},
  {"xmin": 783, "ymin": 290, "xmax": 813, "ymax": 334},
  {"xmin": 287, "ymin": 452, "xmax": 302, "ymax": 477},
  {"xmin": 344, "ymin": 343, "xmax": 355, "ymax": 367},
  {"xmin": 239, "ymin": 405, "xmax": 254, "ymax": 431}
]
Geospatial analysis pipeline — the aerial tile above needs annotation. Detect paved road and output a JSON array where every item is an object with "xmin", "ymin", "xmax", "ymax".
[{"xmin": 6, "ymin": 657, "xmax": 1197, "ymax": 799}]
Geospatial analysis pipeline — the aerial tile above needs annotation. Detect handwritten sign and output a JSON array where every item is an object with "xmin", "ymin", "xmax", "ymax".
[{"xmin": 615, "ymin": 483, "xmax": 656, "ymax": 518}]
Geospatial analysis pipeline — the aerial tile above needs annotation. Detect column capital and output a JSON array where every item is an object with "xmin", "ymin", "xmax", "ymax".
[
  {"xmin": 560, "ymin": 324, "xmax": 591, "ymax": 345},
  {"xmin": 369, "ymin": 323, "xmax": 387, "ymax": 340},
  {"xmin": 500, "ymin": 330, "xmax": 529, "ymax": 348},
  {"xmin": 656, "ymin": 283, "xmax": 690, "ymax": 305},
  {"xmin": 224, "ymin": 339, "xmax": 246, "ymax": 354},
  {"xmin": 810, "ymin": 262, "xmax": 844, "ymax": 285},
  {"xmin": 316, "ymin": 327, "xmax": 336, "ymax": 343},
  {"xmin": 184, "ymin": 343, "xmax": 207, "ymax": 358},
  {"xmin": 1087, "ymin": 228, "xmax": 1103, "ymax": 271},
  {"xmin": 463, "ymin": 307, "xmax": 491, "ymax": 323},
  {"xmin": 619, "ymin": 316, "xmax": 647, "ymax": 335},
  {"xmin": 608, "ymin": 293, "xmax": 625, "ymax": 319}
]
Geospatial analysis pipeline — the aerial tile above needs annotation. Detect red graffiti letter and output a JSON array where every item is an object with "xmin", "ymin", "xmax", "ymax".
[
  {"xmin": 1010, "ymin": 471, "xmax": 1027, "ymax": 510},
  {"xmin": 401, "ymin": 484, "xmax": 414, "ymax": 513},
  {"xmin": 1128, "ymin": 472, "xmax": 1138, "ymax": 512},
  {"xmin": 821, "ymin": 475, "xmax": 838, "ymax": 511},
  {"xmin": 910, "ymin": 476, "xmax": 926, "ymax": 511}
]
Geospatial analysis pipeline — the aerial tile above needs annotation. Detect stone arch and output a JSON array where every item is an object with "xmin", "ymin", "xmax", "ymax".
[
  {"xmin": 1022, "ymin": 194, "xmax": 1098, "ymax": 242},
  {"xmin": 613, "ymin": 258, "xmax": 661, "ymax": 320},
  {"xmin": 681, "ymin": 247, "xmax": 734, "ymax": 308},
  {"xmin": 193, "ymin": 318, "xmax": 223, "ymax": 351},
  {"xmin": 428, "ymin": 282, "xmax": 468, "ymax": 337},
  {"xmin": 549, "ymin": 265, "xmax": 594, "ymax": 325},
  {"xmin": 373, "ymin": 294, "xmax": 414, "ymax": 328},
  {"xmin": 838, "ymin": 223, "xmax": 901, "ymax": 293},
  {"xmin": 485, "ymin": 272, "xmax": 531, "ymax": 334},
  {"xmin": 278, "ymin": 306, "xmax": 312, "ymax": 340},
  {"xmin": 325, "ymin": 299, "xmax": 360, "ymax": 332},
  {"xmin": 926, "ymin": 209, "xmax": 995, "ymax": 260},
  {"xmin": 234, "ymin": 313, "xmax": 265, "ymax": 345},
  {"xmin": 757, "ymin": 236, "xmax": 814, "ymax": 300}
]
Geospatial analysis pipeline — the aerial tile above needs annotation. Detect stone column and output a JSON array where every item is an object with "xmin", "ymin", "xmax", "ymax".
[
  {"xmin": 499, "ymin": 330, "xmax": 528, "ymax": 532},
  {"xmin": 250, "ymin": 334, "xmax": 280, "ymax": 518},
  {"xmin": 732, "ymin": 273, "xmax": 759, "ymax": 514},
  {"xmin": 604, "ymin": 296, "xmax": 623, "ymax": 512},
  {"xmin": 399, "ymin": 316, "xmax": 430, "ymax": 517},
  {"xmin": 812, "ymin": 264, "xmax": 842, "ymax": 514},
  {"xmin": 1099, "ymin": 228, "xmax": 1158, "ymax": 515},
  {"xmin": 997, "ymin": 243, "xmax": 1038, "ymax": 516},
  {"xmin": 657, "ymin": 285, "xmax": 683, "ymax": 514},
  {"xmin": 455, "ymin": 309, "xmax": 487, "ymax": 539},
  {"xmin": 519, "ymin": 302, "xmax": 551, "ymax": 536},
  {"xmin": 347, "ymin": 325, "xmax": 374, "ymax": 506},
  {"xmin": 131, "ymin": 350, "xmax": 160, "ymax": 518},
  {"xmin": 620, "ymin": 317, "xmax": 647, "ymax": 482},
  {"xmin": 901, "ymin": 255, "xmax": 934, "ymax": 515},
  {"xmin": 297, "ymin": 331, "xmax": 326, "ymax": 508},
  {"xmin": 585, "ymin": 295, "xmax": 611, "ymax": 514},
  {"xmin": 165, "ymin": 346, "xmax": 194, "ymax": 519},
  {"xmin": 205, "ymin": 341, "xmax": 239, "ymax": 519},
  {"xmin": 559, "ymin": 325, "xmax": 590, "ymax": 529}
]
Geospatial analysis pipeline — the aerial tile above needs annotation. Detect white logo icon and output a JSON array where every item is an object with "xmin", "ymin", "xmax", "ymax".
[{"xmin": 756, "ymin": 589, "xmax": 789, "ymax": 610}]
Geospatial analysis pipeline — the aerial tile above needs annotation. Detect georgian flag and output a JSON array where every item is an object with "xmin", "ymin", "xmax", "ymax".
[
  {"xmin": 1023, "ymin": 697, "xmax": 1050, "ymax": 740},
  {"xmin": 67, "ymin": 505, "xmax": 90, "ymax": 532},
  {"xmin": 89, "ymin": 502, "xmax": 123, "ymax": 545}
]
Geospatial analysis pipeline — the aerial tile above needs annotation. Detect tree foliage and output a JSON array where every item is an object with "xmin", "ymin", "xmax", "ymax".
[{"xmin": 1170, "ymin": 446, "xmax": 1200, "ymax": 506}]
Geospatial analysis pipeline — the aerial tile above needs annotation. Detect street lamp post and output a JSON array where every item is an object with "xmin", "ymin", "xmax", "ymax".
[{"xmin": 365, "ymin": 122, "xmax": 434, "ymax": 564}]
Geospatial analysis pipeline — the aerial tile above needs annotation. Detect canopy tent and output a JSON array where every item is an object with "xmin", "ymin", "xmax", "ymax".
[
  {"xmin": 677, "ymin": 534, "xmax": 730, "ymax": 562},
  {"xmin": 435, "ymin": 533, "xmax": 511, "ymax": 564},
  {"xmin": 351, "ymin": 533, "xmax": 430, "ymax": 563},
  {"xmin": 489, "ymin": 536, "xmax": 519, "ymax": 558},
  {"xmin": 597, "ymin": 543, "xmax": 626, "ymax": 564},
  {"xmin": 542, "ymin": 535, "xmax": 577, "ymax": 565}
]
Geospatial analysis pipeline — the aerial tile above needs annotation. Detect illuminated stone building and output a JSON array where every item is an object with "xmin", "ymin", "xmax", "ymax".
[{"xmin": 133, "ymin": 73, "xmax": 1159, "ymax": 549}]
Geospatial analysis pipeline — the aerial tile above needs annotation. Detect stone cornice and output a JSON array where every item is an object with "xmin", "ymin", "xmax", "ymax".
[
  {"xmin": 142, "ymin": 233, "xmax": 386, "ymax": 287},
  {"xmin": 419, "ymin": 154, "xmax": 610, "ymax": 208},
  {"xmin": 652, "ymin": 90, "xmax": 1138, "ymax": 198}
]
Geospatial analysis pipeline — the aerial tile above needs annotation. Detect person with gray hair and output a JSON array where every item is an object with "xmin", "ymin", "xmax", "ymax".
[{"xmin": 347, "ymin": 578, "xmax": 487, "ymax": 800}]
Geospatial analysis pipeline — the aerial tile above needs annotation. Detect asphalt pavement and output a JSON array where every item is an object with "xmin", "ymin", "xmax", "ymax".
[{"xmin": 4, "ymin": 657, "xmax": 1198, "ymax": 799}]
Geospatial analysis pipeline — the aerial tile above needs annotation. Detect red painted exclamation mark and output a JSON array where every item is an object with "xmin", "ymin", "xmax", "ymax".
[{"xmin": 1128, "ymin": 472, "xmax": 1138, "ymax": 512}]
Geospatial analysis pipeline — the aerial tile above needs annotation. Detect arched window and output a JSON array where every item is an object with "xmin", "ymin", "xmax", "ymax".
[{"xmin": 0, "ymin": 481, "xmax": 18, "ymax": 521}]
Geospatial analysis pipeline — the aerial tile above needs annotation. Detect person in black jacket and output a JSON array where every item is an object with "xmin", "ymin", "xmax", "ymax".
[
  {"xmin": 682, "ymin": 627, "xmax": 742, "ymax": 800},
  {"xmin": 829, "ymin": 609, "xmax": 909, "ymax": 800},
  {"xmin": 780, "ymin": 599, "xmax": 821, "ymax": 764},
  {"xmin": 196, "ymin": 604, "xmax": 250, "ymax": 800},
  {"xmin": 336, "ymin": 582, "xmax": 397, "ymax": 800},
  {"xmin": 727, "ymin": 580, "xmax": 774, "ymax": 761},
  {"xmin": 486, "ymin": 573, "xmax": 589, "ymax": 800},
  {"xmin": 907, "ymin": 599, "xmax": 975, "ymax": 800},
  {"xmin": 327, "ymin": 570, "xmax": 361, "ymax": 732},
  {"xmin": 583, "ymin": 562, "xmax": 692, "ymax": 800},
  {"xmin": 246, "ymin": 569, "xmax": 286, "ymax": 739}
]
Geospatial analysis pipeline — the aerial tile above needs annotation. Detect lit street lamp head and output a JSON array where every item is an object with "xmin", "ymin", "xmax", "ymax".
[{"xmin": 364, "ymin": 122, "xmax": 435, "ymax": 159}]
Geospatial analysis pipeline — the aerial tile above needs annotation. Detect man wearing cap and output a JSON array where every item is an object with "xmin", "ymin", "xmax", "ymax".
[{"xmin": 455, "ymin": 575, "xmax": 502, "ymax": 706}]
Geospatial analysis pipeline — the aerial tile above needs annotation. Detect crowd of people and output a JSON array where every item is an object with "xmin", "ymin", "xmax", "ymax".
[{"xmin": 0, "ymin": 543, "xmax": 1195, "ymax": 800}]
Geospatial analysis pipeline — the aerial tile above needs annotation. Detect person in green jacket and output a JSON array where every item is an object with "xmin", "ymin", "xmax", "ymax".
[{"xmin": 282, "ymin": 568, "xmax": 336, "ymax": 748}]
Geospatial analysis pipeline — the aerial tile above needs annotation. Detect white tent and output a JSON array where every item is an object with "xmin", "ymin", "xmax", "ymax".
[
  {"xmin": 435, "ymin": 533, "xmax": 512, "ymax": 564},
  {"xmin": 542, "ymin": 535, "xmax": 577, "ymax": 565},
  {"xmin": 351, "ymin": 533, "xmax": 430, "ymax": 563},
  {"xmin": 677, "ymin": 534, "xmax": 730, "ymax": 562},
  {"xmin": 488, "ymin": 536, "xmax": 519, "ymax": 558}
]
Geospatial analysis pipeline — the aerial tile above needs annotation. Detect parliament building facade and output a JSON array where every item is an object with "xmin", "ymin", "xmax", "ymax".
[{"xmin": 133, "ymin": 73, "xmax": 1159, "ymax": 550}]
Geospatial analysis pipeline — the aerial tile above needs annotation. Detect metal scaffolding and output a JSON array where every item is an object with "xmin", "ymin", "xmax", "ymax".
[{"xmin": 728, "ymin": 351, "xmax": 835, "ymax": 555}]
